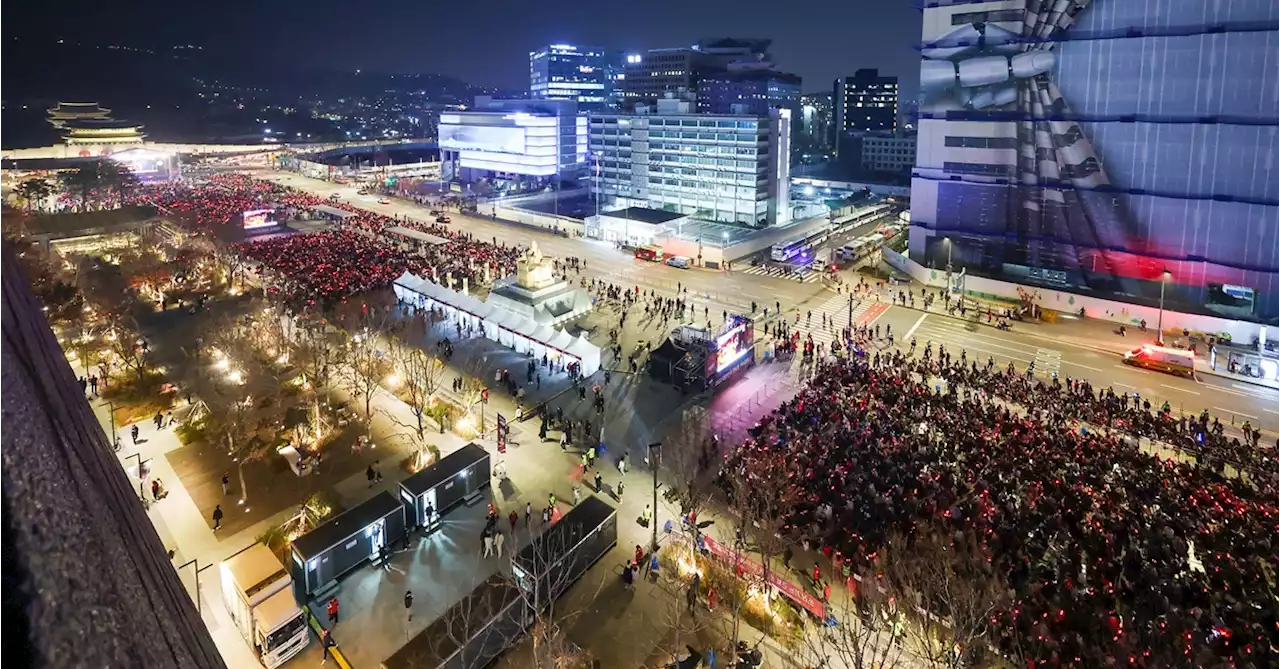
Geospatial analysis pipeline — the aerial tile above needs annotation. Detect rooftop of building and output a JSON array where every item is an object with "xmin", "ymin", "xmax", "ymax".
[
  {"xmin": 63, "ymin": 118, "xmax": 145, "ymax": 131},
  {"xmin": 48, "ymin": 101, "xmax": 111, "ymax": 114},
  {"xmin": 600, "ymin": 206, "xmax": 688, "ymax": 225},
  {"xmin": 661, "ymin": 217, "xmax": 759, "ymax": 247},
  {"xmin": 699, "ymin": 69, "xmax": 803, "ymax": 84}
]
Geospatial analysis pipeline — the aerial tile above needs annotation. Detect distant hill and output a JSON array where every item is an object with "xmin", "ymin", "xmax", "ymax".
[{"xmin": 1, "ymin": 40, "xmax": 478, "ymax": 148}]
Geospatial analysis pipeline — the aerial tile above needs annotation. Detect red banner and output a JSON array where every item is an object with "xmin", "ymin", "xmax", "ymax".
[{"xmin": 697, "ymin": 534, "xmax": 826, "ymax": 620}]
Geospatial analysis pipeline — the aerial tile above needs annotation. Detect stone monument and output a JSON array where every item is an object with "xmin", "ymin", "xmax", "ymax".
[{"xmin": 487, "ymin": 241, "xmax": 592, "ymax": 327}]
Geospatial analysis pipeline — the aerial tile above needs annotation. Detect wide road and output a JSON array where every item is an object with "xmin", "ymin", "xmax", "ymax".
[
  {"xmin": 873, "ymin": 307, "xmax": 1279, "ymax": 433},
  {"xmin": 249, "ymin": 169, "xmax": 1279, "ymax": 433}
]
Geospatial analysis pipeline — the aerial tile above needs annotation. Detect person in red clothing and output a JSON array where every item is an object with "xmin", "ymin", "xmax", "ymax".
[
  {"xmin": 812, "ymin": 562, "xmax": 821, "ymax": 586},
  {"xmin": 707, "ymin": 586, "xmax": 719, "ymax": 612},
  {"xmin": 635, "ymin": 544, "xmax": 644, "ymax": 568},
  {"xmin": 326, "ymin": 597, "xmax": 340, "ymax": 624}
]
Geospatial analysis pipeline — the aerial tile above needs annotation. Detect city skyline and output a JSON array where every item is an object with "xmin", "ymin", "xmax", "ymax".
[{"xmin": 6, "ymin": 0, "xmax": 922, "ymax": 93}]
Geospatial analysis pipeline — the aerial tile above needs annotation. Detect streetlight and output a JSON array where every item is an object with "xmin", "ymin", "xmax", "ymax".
[
  {"xmin": 646, "ymin": 442, "xmax": 662, "ymax": 551},
  {"xmin": 1156, "ymin": 269, "xmax": 1172, "ymax": 345}
]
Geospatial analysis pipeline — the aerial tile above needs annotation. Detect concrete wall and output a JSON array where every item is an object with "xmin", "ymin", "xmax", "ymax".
[
  {"xmin": 491, "ymin": 203, "xmax": 586, "ymax": 238},
  {"xmin": 791, "ymin": 176, "xmax": 912, "ymax": 198},
  {"xmin": 892, "ymin": 252, "xmax": 1266, "ymax": 343}
]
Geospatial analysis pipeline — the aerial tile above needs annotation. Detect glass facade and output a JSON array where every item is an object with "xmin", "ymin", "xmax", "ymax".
[
  {"xmin": 529, "ymin": 45, "xmax": 607, "ymax": 111},
  {"xmin": 696, "ymin": 72, "xmax": 802, "ymax": 116},
  {"xmin": 911, "ymin": 0, "xmax": 1279, "ymax": 324}
]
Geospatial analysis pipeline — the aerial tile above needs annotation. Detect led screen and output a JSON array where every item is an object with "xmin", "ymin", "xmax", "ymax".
[
  {"xmin": 439, "ymin": 125, "xmax": 527, "ymax": 154},
  {"xmin": 242, "ymin": 209, "xmax": 275, "ymax": 230}
]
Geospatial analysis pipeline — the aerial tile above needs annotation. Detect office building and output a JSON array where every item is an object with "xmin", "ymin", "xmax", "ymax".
[
  {"xmin": 621, "ymin": 38, "xmax": 775, "ymax": 106},
  {"xmin": 911, "ymin": 0, "xmax": 1278, "ymax": 324},
  {"xmin": 589, "ymin": 97, "xmax": 791, "ymax": 227},
  {"xmin": 838, "ymin": 132, "xmax": 915, "ymax": 174},
  {"xmin": 833, "ymin": 69, "xmax": 899, "ymax": 146},
  {"xmin": 696, "ymin": 70, "xmax": 802, "ymax": 116},
  {"xmin": 799, "ymin": 92, "xmax": 833, "ymax": 155},
  {"xmin": 529, "ymin": 44, "xmax": 608, "ymax": 111},
  {"xmin": 438, "ymin": 97, "xmax": 585, "ymax": 187}
]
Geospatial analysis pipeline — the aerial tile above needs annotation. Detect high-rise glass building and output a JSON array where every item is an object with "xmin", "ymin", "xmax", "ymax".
[
  {"xmin": 529, "ymin": 44, "xmax": 607, "ymax": 111},
  {"xmin": 833, "ymin": 69, "xmax": 899, "ymax": 137},
  {"xmin": 911, "ymin": 0, "xmax": 1278, "ymax": 324},
  {"xmin": 696, "ymin": 70, "xmax": 802, "ymax": 117}
]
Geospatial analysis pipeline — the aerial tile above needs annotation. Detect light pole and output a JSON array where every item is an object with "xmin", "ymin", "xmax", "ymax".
[
  {"xmin": 647, "ymin": 442, "xmax": 662, "ymax": 551},
  {"xmin": 943, "ymin": 237, "xmax": 953, "ymax": 293},
  {"xmin": 1156, "ymin": 269, "xmax": 1172, "ymax": 345}
]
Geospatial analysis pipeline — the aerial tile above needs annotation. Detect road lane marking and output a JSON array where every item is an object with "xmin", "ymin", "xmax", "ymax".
[
  {"xmin": 1112, "ymin": 382, "xmax": 1136, "ymax": 389},
  {"xmin": 903, "ymin": 313, "xmax": 928, "ymax": 341},
  {"xmin": 1160, "ymin": 384, "xmax": 1200, "ymax": 396},
  {"xmin": 1215, "ymin": 408, "xmax": 1258, "ymax": 419}
]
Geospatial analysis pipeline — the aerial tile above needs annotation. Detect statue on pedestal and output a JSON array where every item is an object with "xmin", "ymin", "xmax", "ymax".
[{"xmin": 516, "ymin": 241, "xmax": 556, "ymax": 291}]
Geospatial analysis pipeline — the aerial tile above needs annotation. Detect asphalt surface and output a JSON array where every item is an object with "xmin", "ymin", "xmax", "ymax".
[
  {"xmin": 252, "ymin": 169, "xmax": 1279, "ymax": 434},
  {"xmin": 873, "ymin": 307, "xmax": 1279, "ymax": 433}
]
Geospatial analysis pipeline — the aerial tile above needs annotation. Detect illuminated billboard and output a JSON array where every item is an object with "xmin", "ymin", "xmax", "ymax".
[
  {"xmin": 438, "ymin": 125, "xmax": 527, "ymax": 154},
  {"xmin": 910, "ymin": 0, "xmax": 1279, "ymax": 324},
  {"xmin": 242, "ymin": 209, "xmax": 276, "ymax": 230}
]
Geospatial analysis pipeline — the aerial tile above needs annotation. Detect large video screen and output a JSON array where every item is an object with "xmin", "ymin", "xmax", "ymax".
[
  {"xmin": 910, "ymin": 0, "xmax": 1279, "ymax": 323},
  {"xmin": 438, "ymin": 125, "xmax": 527, "ymax": 154},
  {"xmin": 242, "ymin": 209, "xmax": 276, "ymax": 230}
]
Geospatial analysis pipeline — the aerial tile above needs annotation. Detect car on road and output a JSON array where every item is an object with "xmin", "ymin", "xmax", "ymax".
[
  {"xmin": 429, "ymin": 210, "xmax": 440, "ymax": 216},
  {"xmin": 1123, "ymin": 344, "xmax": 1196, "ymax": 378},
  {"xmin": 666, "ymin": 256, "xmax": 691, "ymax": 269},
  {"xmin": 436, "ymin": 215, "xmax": 451, "ymax": 223},
  {"xmin": 377, "ymin": 198, "xmax": 391, "ymax": 204}
]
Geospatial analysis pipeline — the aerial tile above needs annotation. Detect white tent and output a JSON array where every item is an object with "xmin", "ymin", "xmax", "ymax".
[{"xmin": 392, "ymin": 272, "xmax": 602, "ymax": 375}]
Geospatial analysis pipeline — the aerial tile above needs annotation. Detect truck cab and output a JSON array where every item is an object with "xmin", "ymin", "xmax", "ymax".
[{"xmin": 221, "ymin": 544, "xmax": 310, "ymax": 668}]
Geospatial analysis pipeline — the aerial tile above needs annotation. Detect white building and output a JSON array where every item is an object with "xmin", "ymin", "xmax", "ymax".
[
  {"xmin": 438, "ymin": 97, "xmax": 586, "ymax": 185},
  {"xmin": 860, "ymin": 134, "xmax": 916, "ymax": 173},
  {"xmin": 589, "ymin": 98, "xmax": 791, "ymax": 227}
]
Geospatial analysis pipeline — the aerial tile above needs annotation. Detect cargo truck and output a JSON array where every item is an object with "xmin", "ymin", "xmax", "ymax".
[{"xmin": 221, "ymin": 543, "xmax": 311, "ymax": 668}]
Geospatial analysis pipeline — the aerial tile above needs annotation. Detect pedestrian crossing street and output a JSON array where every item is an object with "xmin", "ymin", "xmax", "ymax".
[
  {"xmin": 792, "ymin": 295, "xmax": 879, "ymax": 349},
  {"xmin": 742, "ymin": 264, "xmax": 825, "ymax": 283}
]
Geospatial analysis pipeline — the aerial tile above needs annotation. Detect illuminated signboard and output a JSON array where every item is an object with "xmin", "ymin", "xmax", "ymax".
[
  {"xmin": 242, "ymin": 209, "xmax": 275, "ymax": 230},
  {"xmin": 438, "ymin": 125, "xmax": 527, "ymax": 154},
  {"xmin": 714, "ymin": 323, "xmax": 753, "ymax": 372}
]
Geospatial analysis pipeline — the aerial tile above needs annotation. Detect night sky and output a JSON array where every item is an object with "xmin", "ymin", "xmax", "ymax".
[{"xmin": 9, "ymin": 0, "xmax": 922, "ymax": 94}]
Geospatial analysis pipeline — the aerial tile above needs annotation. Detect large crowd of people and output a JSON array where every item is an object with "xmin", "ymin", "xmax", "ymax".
[
  {"xmin": 128, "ymin": 174, "xmax": 521, "ymax": 307},
  {"xmin": 722, "ymin": 348, "xmax": 1276, "ymax": 668}
]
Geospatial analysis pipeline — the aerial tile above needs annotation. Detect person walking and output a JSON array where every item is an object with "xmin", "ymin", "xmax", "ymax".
[
  {"xmin": 89, "ymin": 375, "xmax": 98, "ymax": 395},
  {"xmin": 154, "ymin": 412, "xmax": 165, "ymax": 430},
  {"xmin": 685, "ymin": 582, "xmax": 698, "ymax": 616},
  {"xmin": 221, "ymin": 472, "xmax": 230, "ymax": 496},
  {"xmin": 494, "ymin": 530, "xmax": 505, "ymax": 558},
  {"xmin": 525, "ymin": 502, "xmax": 532, "ymax": 526},
  {"xmin": 508, "ymin": 510, "xmax": 518, "ymax": 531},
  {"xmin": 404, "ymin": 590, "xmax": 414, "ymax": 622},
  {"xmin": 482, "ymin": 532, "xmax": 495, "ymax": 558},
  {"xmin": 326, "ymin": 597, "xmax": 340, "ymax": 624},
  {"xmin": 572, "ymin": 484, "xmax": 581, "ymax": 506},
  {"xmin": 212, "ymin": 504, "xmax": 224, "ymax": 531},
  {"xmin": 320, "ymin": 628, "xmax": 335, "ymax": 665},
  {"xmin": 366, "ymin": 463, "xmax": 377, "ymax": 488},
  {"xmin": 131, "ymin": 424, "xmax": 140, "ymax": 444}
]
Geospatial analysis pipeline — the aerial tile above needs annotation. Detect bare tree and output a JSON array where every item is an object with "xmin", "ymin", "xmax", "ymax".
[
  {"xmin": 801, "ymin": 562, "xmax": 910, "ymax": 669},
  {"xmin": 392, "ymin": 339, "xmax": 446, "ymax": 443},
  {"xmin": 881, "ymin": 526, "xmax": 1007, "ymax": 669},
  {"xmin": 342, "ymin": 325, "xmax": 391, "ymax": 423},
  {"xmin": 386, "ymin": 523, "xmax": 603, "ymax": 669},
  {"xmin": 661, "ymin": 407, "xmax": 720, "ymax": 542}
]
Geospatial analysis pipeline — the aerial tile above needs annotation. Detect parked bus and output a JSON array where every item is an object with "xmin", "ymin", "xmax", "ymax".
[{"xmin": 635, "ymin": 245, "xmax": 664, "ymax": 262}]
